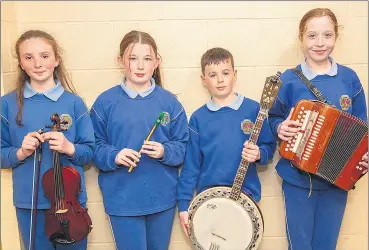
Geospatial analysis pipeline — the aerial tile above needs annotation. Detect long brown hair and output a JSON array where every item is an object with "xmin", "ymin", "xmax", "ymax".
[
  {"xmin": 299, "ymin": 8, "xmax": 340, "ymax": 41},
  {"xmin": 14, "ymin": 30, "xmax": 76, "ymax": 126},
  {"xmin": 118, "ymin": 30, "xmax": 163, "ymax": 88}
]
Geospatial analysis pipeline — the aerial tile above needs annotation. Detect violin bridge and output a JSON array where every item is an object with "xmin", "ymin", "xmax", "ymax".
[{"xmin": 56, "ymin": 208, "xmax": 68, "ymax": 214}]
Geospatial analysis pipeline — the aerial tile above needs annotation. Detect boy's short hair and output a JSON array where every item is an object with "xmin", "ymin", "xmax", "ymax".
[{"xmin": 201, "ymin": 47, "xmax": 234, "ymax": 74}]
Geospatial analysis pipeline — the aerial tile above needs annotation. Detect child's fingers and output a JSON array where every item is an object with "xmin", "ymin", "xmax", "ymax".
[
  {"xmin": 122, "ymin": 156, "xmax": 137, "ymax": 167},
  {"xmin": 180, "ymin": 222, "xmax": 189, "ymax": 237},
  {"xmin": 243, "ymin": 151, "xmax": 258, "ymax": 158},
  {"xmin": 41, "ymin": 132, "xmax": 55, "ymax": 141},
  {"xmin": 179, "ymin": 212, "xmax": 189, "ymax": 237},
  {"xmin": 116, "ymin": 157, "xmax": 131, "ymax": 167},
  {"xmin": 141, "ymin": 144, "xmax": 155, "ymax": 151},
  {"xmin": 49, "ymin": 145, "xmax": 62, "ymax": 151},
  {"xmin": 244, "ymin": 150, "xmax": 259, "ymax": 156},
  {"xmin": 242, "ymin": 148, "xmax": 258, "ymax": 156},
  {"xmin": 242, "ymin": 153, "xmax": 257, "ymax": 162},
  {"xmin": 28, "ymin": 131, "xmax": 44, "ymax": 142},
  {"xmin": 284, "ymin": 124, "xmax": 300, "ymax": 133},
  {"xmin": 115, "ymin": 154, "xmax": 130, "ymax": 167},
  {"xmin": 143, "ymin": 140, "xmax": 156, "ymax": 146},
  {"xmin": 143, "ymin": 141, "xmax": 162, "ymax": 151},
  {"xmin": 26, "ymin": 136, "xmax": 41, "ymax": 145},
  {"xmin": 126, "ymin": 152, "xmax": 140, "ymax": 163},
  {"xmin": 24, "ymin": 138, "xmax": 39, "ymax": 147},
  {"xmin": 129, "ymin": 149, "xmax": 141, "ymax": 158},
  {"xmin": 282, "ymin": 123, "xmax": 299, "ymax": 133},
  {"xmin": 47, "ymin": 140, "xmax": 60, "ymax": 146},
  {"xmin": 280, "ymin": 130, "xmax": 297, "ymax": 137},
  {"xmin": 289, "ymin": 120, "xmax": 301, "ymax": 127},
  {"xmin": 359, "ymin": 161, "xmax": 368, "ymax": 168},
  {"xmin": 140, "ymin": 149, "xmax": 154, "ymax": 156},
  {"xmin": 244, "ymin": 144, "xmax": 258, "ymax": 150},
  {"xmin": 23, "ymin": 144, "xmax": 36, "ymax": 151},
  {"xmin": 362, "ymin": 153, "xmax": 368, "ymax": 161},
  {"xmin": 278, "ymin": 134, "xmax": 292, "ymax": 142}
]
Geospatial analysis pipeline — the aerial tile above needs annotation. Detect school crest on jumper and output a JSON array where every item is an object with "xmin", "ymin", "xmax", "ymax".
[
  {"xmin": 339, "ymin": 95, "xmax": 352, "ymax": 111},
  {"xmin": 161, "ymin": 112, "xmax": 170, "ymax": 126},
  {"xmin": 241, "ymin": 119, "xmax": 254, "ymax": 134},
  {"xmin": 60, "ymin": 114, "xmax": 73, "ymax": 130}
]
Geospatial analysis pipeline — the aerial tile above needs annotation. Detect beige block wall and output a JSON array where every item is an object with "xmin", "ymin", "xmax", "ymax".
[
  {"xmin": 1, "ymin": 1, "xmax": 367, "ymax": 250},
  {"xmin": 1, "ymin": 2, "xmax": 21, "ymax": 250}
]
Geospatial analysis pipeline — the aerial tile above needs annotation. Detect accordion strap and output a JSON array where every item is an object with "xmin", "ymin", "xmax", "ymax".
[{"xmin": 292, "ymin": 67, "xmax": 332, "ymax": 105}]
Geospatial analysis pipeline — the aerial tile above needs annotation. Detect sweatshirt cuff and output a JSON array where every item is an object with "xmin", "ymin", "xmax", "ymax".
[
  {"xmin": 274, "ymin": 121, "xmax": 282, "ymax": 137},
  {"xmin": 9, "ymin": 148, "xmax": 23, "ymax": 167},
  {"xmin": 67, "ymin": 144, "xmax": 83, "ymax": 163},
  {"xmin": 109, "ymin": 150, "xmax": 120, "ymax": 171},
  {"xmin": 178, "ymin": 200, "xmax": 190, "ymax": 212},
  {"xmin": 158, "ymin": 143, "xmax": 171, "ymax": 165},
  {"xmin": 257, "ymin": 148, "xmax": 268, "ymax": 165}
]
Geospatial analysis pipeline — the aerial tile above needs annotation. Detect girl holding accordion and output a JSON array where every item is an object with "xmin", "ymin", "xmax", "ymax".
[{"xmin": 268, "ymin": 8, "xmax": 368, "ymax": 250}]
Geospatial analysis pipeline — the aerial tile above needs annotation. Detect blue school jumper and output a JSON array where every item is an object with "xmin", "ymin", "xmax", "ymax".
[
  {"xmin": 177, "ymin": 93, "xmax": 276, "ymax": 212},
  {"xmin": 268, "ymin": 58, "xmax": 367, "ymax": 250},
  {"xmin": 90, "ymin": 78, "xmax": 189, "ymax": 250},
  {"xmin": 1, "ymin": 81, "xmax": 94, "ymax": 250}
]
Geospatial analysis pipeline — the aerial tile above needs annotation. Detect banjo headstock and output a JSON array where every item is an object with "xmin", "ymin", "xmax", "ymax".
[{"xmin": 259, "ymin": 71, "xmax": 282, "ymax": 113}]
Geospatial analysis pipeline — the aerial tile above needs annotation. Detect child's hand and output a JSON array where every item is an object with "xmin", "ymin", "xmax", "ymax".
[
  {"xmin": 141, "ymin": 141, "xmax": 164, "ymax": 159},
  {"xmin": 179, "ymin": 211, "xmax": 190, "ymax": 237},
  {"xmin": 242, "ymin": 141, "xmax": 260, "ymax": 163},
  {"xmin": 115, "ymin": 148, "xmax": 141, "ymax": 168},
  {"xmin": 360, "ymin": 152, "xmax": 368, "ymax": 174},
  {"xmin": 277, "ymin": 108, "xmax": 301, "ymax": 141},
  {"xmin": 42, "ymin": 132, "xmax": 75, "ymax": 157},
  {"xmin": 17, "ymin": 132, "xmax": 44, "ymax": 161}
]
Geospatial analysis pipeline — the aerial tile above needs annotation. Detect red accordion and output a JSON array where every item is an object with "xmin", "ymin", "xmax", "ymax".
[{"xmin": 280, "ymin": 100, "xmax": 368, "ymax": 191}]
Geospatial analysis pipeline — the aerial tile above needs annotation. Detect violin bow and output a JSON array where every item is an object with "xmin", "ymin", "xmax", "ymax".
[{"xmin": 29, "ymin": 129, "xmax": 44, "ymax": 250}]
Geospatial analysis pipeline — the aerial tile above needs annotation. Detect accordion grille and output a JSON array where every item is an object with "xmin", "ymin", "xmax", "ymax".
[{"xmin": 317, "ymin": 113, "xmax": 368, "ymax": 183}]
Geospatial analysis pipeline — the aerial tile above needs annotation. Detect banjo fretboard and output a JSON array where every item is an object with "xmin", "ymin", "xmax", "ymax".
[{"xmin": 229, "ymin": 72, "xmax": 282, "ymax": 201}]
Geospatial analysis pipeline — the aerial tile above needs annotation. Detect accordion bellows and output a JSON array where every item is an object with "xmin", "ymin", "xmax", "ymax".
[{"xmin": 280, "ymin": 100, "xmax": 368, "ymax": 191}]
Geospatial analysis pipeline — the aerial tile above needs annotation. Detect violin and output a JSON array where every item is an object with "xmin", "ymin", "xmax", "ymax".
[{"xmin": 42, "ymin": 113, "xmax": 92, "ymax": 244}]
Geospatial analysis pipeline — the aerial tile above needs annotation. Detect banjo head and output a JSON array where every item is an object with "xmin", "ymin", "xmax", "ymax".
[{"xmin": 188, "ymin": 186, "xmax": 264, "ymax": 250}]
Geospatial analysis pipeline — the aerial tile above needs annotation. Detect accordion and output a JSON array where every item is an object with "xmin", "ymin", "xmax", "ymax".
[{"xmin": 279, "ymin": 100, "xmax": 368, "ymax": 191}]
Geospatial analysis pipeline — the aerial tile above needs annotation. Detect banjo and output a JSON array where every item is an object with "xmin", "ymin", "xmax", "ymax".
[{"xmin": 187, "ymin": 72, "xmax": 282, "ymax": 250}]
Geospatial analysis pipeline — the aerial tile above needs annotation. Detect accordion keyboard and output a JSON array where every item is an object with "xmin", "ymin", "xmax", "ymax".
[{"xmin": 283, "ymin": 106, "xmax": 326, "ymax": 162}]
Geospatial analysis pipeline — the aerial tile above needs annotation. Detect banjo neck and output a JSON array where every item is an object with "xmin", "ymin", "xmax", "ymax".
[
  {"xmin": 229, "ymin": 71, "xmax": 282, "ymax": 201},
  {"xmin": 229, "ymin": 109, "xmax": 268, "ymax": 201}
]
